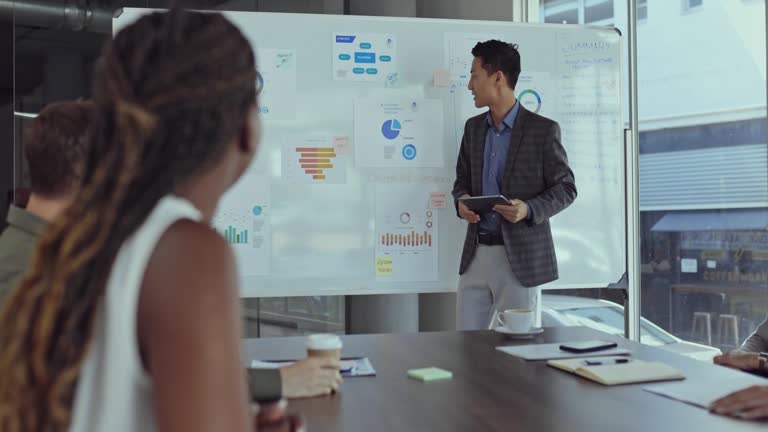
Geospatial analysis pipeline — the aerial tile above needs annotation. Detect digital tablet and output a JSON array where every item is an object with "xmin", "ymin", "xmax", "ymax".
[{"xmin": 458, "ymin": 195, "xmax": 510, "ymax": 213}]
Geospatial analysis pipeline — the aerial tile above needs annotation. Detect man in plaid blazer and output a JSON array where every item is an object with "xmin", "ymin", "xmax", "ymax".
[{"xmin": 452, "ymin": 40, "xmax": 577, "ymax": 330}]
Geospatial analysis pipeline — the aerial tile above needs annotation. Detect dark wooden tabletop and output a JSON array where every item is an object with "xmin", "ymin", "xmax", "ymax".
[{"xmin": 242, "ymin": 327, "xmax": 766, "ymax": 432}]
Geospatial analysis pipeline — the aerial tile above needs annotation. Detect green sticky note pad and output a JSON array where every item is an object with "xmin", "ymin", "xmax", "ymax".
[{"xmin": 407, "ymin": 367, "xmax": 453, "ymax": 382}]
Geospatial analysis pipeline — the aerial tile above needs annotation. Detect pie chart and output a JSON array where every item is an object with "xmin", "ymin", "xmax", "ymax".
[
  {"xmin": 256, "ymin": 71, "xmax": 264, "ymax": 95},
  {"xmin": 381, "ymin": 119, "xmax": 401, "ymax": 140},
  {"xmin": 518, "ymin": 89, "xmax": 541, "ymax": 113}
]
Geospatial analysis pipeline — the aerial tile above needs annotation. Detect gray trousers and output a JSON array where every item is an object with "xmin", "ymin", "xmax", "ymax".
[{"xmin": 456, "ymin": 245, "xmax": 541, "ymax": 330}]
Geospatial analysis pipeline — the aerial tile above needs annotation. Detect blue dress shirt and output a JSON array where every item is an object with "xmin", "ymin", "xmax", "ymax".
[{"xmin": 479, "ymin": 101, "xmax": 532, "ymax": 233}]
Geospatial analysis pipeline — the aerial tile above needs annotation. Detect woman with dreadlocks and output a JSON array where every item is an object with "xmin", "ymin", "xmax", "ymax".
[{"xmin": 0, "ymin": 8, "xmax": 301, "ymax": 432}]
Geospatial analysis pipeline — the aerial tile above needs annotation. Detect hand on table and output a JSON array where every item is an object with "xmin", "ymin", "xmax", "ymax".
[
  {"xmin": 710, "ymin": 385, "xmax": 768, "ymax": 421},
  {"xmin": 714, "ymin": 352, "xmax": 759, "ymax": 372}
]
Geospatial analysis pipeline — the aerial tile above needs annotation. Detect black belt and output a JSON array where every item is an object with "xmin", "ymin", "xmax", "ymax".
[{"xmin": 476, "ymin": 232, "xmax": 504, "ymax": 246}]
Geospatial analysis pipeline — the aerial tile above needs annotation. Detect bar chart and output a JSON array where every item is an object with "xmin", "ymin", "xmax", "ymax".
[
  {"xmin": 222, "ymin": 225, "xmax": 249, "ymax": 245},
  {"xmin": 211, "ymin": 174, "xmax": 271, "ymax": 278},
  {"xmin": 380, "ymin": 231, "xmax": 433, "ymax": 248},
  {"xmin": 375, "ymin": 185, "xmax": 439, "ymax": 282},
  {"xmin": 296, "ymin": 146, "xmax": 337, "ymax": 180},
  {"xmin": 282, "ymin": 136, "xmax": 347, "ymax": 184}
]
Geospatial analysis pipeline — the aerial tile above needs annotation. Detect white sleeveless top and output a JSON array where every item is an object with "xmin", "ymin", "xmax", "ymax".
[{"xmin": 70, "ymin": 196, "xmax": 202, "ymax": 432}]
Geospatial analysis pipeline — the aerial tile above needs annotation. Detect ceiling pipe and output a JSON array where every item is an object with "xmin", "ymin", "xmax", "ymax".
[{"xmin": 0, "ymin": 0, "xmax": 119, "ymax": 34}]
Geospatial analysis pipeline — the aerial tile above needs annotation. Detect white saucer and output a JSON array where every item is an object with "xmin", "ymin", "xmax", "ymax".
[{"xmin": 494, "ymin": 326, "xmax": 544, "ymax": 338}]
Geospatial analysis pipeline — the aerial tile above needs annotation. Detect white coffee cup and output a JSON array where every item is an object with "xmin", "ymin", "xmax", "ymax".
[
  {"xmin": 306, "ymin": 334, "xmax": 343, "ymax": 360},
  {"xmin": 496, "ymin": 309, "xmax": 534, "ymax": 332}
]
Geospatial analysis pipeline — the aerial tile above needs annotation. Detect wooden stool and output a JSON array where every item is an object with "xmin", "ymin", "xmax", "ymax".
[
  {"xmin": 691, "ymin": 311, "xmax": 712, "ymax": 346},
  {"xmin": 717, "ymin": 314, "xmax": 740, "ymax": 349}
]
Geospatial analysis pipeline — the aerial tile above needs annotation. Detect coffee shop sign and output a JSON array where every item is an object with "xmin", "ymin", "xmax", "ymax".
[{"xmin": 703, "ymin": 270, "xmax": 768, "ymax": 283}]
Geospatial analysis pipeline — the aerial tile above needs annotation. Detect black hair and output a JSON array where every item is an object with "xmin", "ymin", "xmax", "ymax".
[{"xmin": 471, "ymin": 40, "xmax": 521, "ymax": 89}]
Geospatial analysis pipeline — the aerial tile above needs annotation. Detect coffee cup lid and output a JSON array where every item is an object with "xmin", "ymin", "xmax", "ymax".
[{"xmin": 306, "ymin": 333, "xmax": 342, "ymax": 350}]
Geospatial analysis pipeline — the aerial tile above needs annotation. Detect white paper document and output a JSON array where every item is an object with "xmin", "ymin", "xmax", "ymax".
[
  {"xmin": 282, "ymin": 135, "xmax": 348, "ymax": 184},
  {"xmin": 644, "ymin": 369, "xmax": 768, "ymax": 409},
  {"xmin": 496, "ymin": 343, "xmax": 631, "ymax": 361},
  {"xmin": 250, "ymin": 358, "xmax": 376, "ymax": 377},
  {"xmin": 354, "ymin": 98, "xmax": 444, "ymax": 168},
  {"xmin": 256, "ymin": 48, "xmax": 297, "ymax": 120},
  {"xmin": 516, "ymin": 72, "xmax": 553, "ymax": 118},
  {"xmin": 212, "ymin": 174, "xmax": 271, "ymax": 277},
  {"xmin": 249, "ymin": 360, "xmax": 284, "ymax": 369},
  {"xmin": 374, "ymin": 184, "xmax": 439, "ymax": 282},
  {"xmin": 443, "ymin": 32, "xmax": 501, "ymax": 81},
  {"xmin": 450, "ymin": 83, "xmax": 485, "ymax": 153},
  {"xmin": 332, "ymin": 33, "xmax": 397, "ymax": 82}
]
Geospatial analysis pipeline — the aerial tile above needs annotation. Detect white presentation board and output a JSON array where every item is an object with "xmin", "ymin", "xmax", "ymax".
[{"xmin": 116, "ymin": 9, "xmax": 626, "ymax": 297}]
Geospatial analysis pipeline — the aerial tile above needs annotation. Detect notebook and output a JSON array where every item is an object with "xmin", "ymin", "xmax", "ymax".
[{"xmin": 547, "ymin": 357, "xmax": 685, "ymax": 385}]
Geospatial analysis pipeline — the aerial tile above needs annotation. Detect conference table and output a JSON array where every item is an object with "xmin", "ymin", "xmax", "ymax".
[{"xmin": 242, "ymin": 327, "xmax": 766, "ymax": 431}]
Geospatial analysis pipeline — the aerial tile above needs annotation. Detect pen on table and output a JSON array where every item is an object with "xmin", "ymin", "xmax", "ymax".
[{"xmin": 584, "ymin": 358, "xmax": 630, "ymax": 365}]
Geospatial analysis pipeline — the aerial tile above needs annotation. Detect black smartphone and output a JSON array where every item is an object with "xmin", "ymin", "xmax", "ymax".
[{"xmin": 559, "ymin": 340, "xmax": 618, "ymax": 353}]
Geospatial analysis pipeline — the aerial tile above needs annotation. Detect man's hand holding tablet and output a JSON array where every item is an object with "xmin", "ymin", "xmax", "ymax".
[{"xmin": 458, "ymin": 195, "xmax": 511, "ymax": 214}]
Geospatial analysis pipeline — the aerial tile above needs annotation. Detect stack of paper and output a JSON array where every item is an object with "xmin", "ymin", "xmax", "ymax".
[
  {"xmin": 644, "ymin": 370, "xmax": 768, "ymax": 408},
  {"xmin": 250, "ymin": 357, "xmax": 376, "ymax": 377}
]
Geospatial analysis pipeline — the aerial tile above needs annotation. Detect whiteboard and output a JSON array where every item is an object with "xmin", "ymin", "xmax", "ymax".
[{"xmin": 116, "ymin": 9, "xmax": 625, "ymax": 297}]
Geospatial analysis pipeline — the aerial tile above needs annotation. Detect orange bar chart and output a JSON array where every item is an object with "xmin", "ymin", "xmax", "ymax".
[
  {"xmin": 380, "ymin": 231, "xmax": 433, "ymax": 248},
  {"xmin": 295, "ymin": 147, "xmax": 337, "ymax": 181}
]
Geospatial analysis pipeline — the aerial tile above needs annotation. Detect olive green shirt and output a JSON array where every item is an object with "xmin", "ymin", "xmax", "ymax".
[
  {"xmin": 739, "ymin": 317, "xmax": 768, "ymax": 353},
  {"xmin": 0, "ymin": 205, "xmax": 282, "ymax": 401}
]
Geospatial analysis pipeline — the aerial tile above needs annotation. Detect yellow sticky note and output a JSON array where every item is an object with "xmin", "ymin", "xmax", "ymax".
[{"xmin": 376, "ymin": 256, "xmax": 393, "ymax": 276}]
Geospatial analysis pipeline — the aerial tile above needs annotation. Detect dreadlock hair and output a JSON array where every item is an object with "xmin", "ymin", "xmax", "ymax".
[{"xmin": 0, "ymin": 8, "xmax": 256, "ymax": 431}]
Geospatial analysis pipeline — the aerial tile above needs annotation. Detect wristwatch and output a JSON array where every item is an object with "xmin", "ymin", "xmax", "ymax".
[{"xmin": 758, "ymin": 352, "xmax": 768, "ymax": 371}]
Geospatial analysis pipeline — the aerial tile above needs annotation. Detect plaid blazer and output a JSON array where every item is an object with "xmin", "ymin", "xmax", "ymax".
[{"xmin": 451, "ymin": 106, "xmax": 577, "ymax": 287}]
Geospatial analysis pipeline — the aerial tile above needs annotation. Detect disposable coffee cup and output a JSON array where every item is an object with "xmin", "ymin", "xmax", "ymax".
[{"xmin": 306, "ymin": 334, "xmax": 343, "ymax": 361}]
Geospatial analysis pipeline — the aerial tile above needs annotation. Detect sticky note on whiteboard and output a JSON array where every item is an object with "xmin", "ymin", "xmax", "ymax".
[
  {"xmin": 376, "ymin": 256, "xmax": 393, "ymax": 276},
  {"xmin": 429, "ymin": 192, "xmax": 448, "ymax": 209},
  {"xmin": 433, "ymin": 68, "xmax": 450, "ymax": 87},
  {"xmin": 334, "ymin": 136, "xmax": 351, "ymax": 155}
]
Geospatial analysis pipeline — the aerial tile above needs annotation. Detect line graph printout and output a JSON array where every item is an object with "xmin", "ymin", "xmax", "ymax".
[
  {"xmin": 443, "ymin": 32, "xmax": 501, "ymax": 83},
  {"xmin": 256, "ymin": 48, "xmax": 297, "ymax": 120}
]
